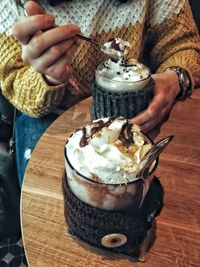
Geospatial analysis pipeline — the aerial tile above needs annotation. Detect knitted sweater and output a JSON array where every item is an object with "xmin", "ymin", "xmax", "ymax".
[{"xmin": 0, "ymin": 0, "xmax": 200, "ymax": 117}]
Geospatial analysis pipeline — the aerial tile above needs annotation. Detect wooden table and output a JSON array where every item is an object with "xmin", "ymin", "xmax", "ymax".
[{"xmin": 21, "ymin": 90, "xmax": 200, "ymax": 267}]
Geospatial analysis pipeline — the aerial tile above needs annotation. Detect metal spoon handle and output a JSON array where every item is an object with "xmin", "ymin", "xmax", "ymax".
[
  {"xmin": 75, "ymin": 34, "xmax": 101, "ymax": 48},
  {"xmin": 138, "ymin": 135, "xmax": 174, "ymax": 179}
]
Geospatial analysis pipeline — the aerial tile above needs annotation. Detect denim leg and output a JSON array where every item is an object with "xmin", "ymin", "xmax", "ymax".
[{"xmin": 15, "ymin": 114, "xmax": 58, "ymax": 188}]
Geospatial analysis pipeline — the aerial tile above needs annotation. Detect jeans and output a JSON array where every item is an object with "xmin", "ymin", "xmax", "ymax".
[{"xmin": 15, "ymin": 113, "xmax": 58, "ymax": 188}]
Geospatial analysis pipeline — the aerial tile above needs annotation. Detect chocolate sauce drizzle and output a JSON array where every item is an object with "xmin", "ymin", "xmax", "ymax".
[
  {"xmin": 118, "ymin": 122, "xmax": 135, "ymax": 147},
  {"xmin": 90, "ymin": 117, "xmax": 117, "ymax": 136},
  {"xmin": 79, "ymin": 127, "xmax": 88, "ymax": 147},
  {"xmin": 79, "ymin": 117, "xmax": 135, "ymax": 148},
  {"xmin": 79, "ymin": 117, "xmax": 116, "ymax": 147}
]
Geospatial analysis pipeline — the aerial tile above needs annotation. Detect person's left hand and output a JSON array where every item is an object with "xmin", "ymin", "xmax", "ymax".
[{"xmin": 131, "ymin": 70, "xmax": 180, "ymax": 133}]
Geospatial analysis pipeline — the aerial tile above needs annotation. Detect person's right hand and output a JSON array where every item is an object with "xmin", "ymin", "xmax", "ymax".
[{"xmin": 12, "ymin": 0, "xmax": 82, "ymax": 85}]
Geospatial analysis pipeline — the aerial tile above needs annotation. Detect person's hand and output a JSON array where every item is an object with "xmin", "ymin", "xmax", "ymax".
[
  {"xmin": 12, "ymin": 1, "xmax": 82, "ymax": 85},
  {"xmin": 131, "ymin": 70, "xmax": 180, "ymax": 133}
]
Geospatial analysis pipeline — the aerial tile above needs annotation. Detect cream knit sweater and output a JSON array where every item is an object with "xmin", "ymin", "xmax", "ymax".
[{"xmin": 0, "ymin": 0, "xmax": 200, "ymax": 117}]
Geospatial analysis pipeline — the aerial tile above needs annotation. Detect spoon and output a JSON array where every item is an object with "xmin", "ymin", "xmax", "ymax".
[
  {"xmin": 24, "ymin": 8, "xmax": 123, "ymax": 57},
  {"xmin": 74, "ymin": 34, "xmax": 125, "ymax": 58},
  {"xmin": 75, "ymin": 34, "xmax": 106, "ymax": 51},
  {"xmin": 137, "ymin": 135, "xmax": 174, "ymax": 179}
]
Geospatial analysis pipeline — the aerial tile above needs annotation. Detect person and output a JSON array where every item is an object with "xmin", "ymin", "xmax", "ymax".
[{"xmin": 0, "ymin": 0, "xmax": 200, "ymax": 187}]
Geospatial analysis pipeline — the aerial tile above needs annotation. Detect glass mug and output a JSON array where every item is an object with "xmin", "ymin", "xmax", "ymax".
[{"xmin": 64, "ymin": 133, "xmax": 157, "ymax": 211}]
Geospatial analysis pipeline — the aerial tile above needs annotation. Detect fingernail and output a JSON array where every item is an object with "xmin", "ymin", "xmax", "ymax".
[
  {"xmin": 45, "ymin": 15, "xmax": 55, "ymax": 23},
  {"xmin": 76, "ymin": 39, "xmax": 82, "ymax": 45}
]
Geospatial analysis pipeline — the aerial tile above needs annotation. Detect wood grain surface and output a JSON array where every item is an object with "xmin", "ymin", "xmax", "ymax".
[{"xmin": 21, "ymin": 90, "xmax": 200, "ymax": 267}]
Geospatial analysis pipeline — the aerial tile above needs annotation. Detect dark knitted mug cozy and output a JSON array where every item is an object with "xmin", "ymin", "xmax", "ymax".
[
  {"xmin": 62, "ymin": 175, "xmax": 163, "ymax": 259},
  {"xmin": 91, "ymin": 78, "xmax": 154, "ymax": 120}
]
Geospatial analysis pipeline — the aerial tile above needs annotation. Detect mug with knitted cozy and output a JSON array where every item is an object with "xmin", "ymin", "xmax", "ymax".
[
  {"xmin": 91, "ymin": 59, "xmax": 154, "ymax": 120},
  {"xmin": 63, "ymin": 117, "xmax": 163, "ymax": 261}
]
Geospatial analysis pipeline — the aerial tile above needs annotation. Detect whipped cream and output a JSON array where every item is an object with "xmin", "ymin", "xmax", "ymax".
[
  {"xmin": 102, "ymin": 38, "xmax": 131, "ymax": 59},
  {"xmin": 96, "ymin": 38, "xmax": 150, "ymax": 91},
  {"xmin": 96, "ymin": 58, "xmax": 150, "ymax": 83},
  {"xmin": 65, "ymin": 117, "xmax": 152, "ymax": 185}
]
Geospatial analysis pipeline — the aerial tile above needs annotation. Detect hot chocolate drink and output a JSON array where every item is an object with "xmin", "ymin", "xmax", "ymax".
[
  {"xmin": 64, "ymin": 117, "xmax": 156, "ymax": 210},
  {"xmin": 92, "ymin": 38, "xmax": 153, "ymax": 120},
  {"xmin": 63, "ymin": 117, "xmax": 165, "ymax": 260}
]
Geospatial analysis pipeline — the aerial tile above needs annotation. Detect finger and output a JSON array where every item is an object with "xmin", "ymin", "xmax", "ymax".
[
  {"xmin": 26, "ymin": 24, "xmax": 81, "ymax": 57},
  {"xmin": 131, "ymin": 93, "xmax": 165, "ymax": 125},
  {"xmin": 24, "ymin": 0, "xmax": 45, "ymax": 16},
  {"xmin": 139, "ymin": 109, "xmax": 170, "ymax": 133},
  {"xmin": 44, "ymin": 53, "xmax": 74, "ymax": 83},
  {"xmin": 44, "ymin": 64, "xmax": 72, "ymax": 85},
  {"xmin": 139, "ymin": 103, "xmax": 171, "ymax": 133},
  {"xmin": 60, "ymin": 39, "xmax": 79, "ymax": 62},
  {"xmin": 30, "ymin": 40, "xmax": 78, "ymax": 72},
  {"xmin": 24, "ymin": 36, "xmax": 75, "ymax": 63},
  {"xmin": 139, "ymin": 116, "xmax": 162, "ymax": 133},
  {"xmin": 12, "ymin": 14, "xmax": 55, "ymax": 45}
]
